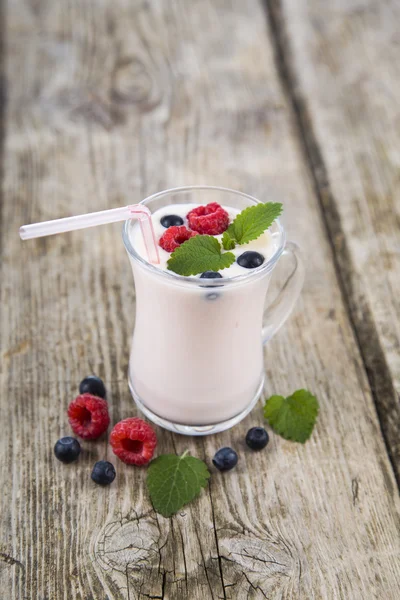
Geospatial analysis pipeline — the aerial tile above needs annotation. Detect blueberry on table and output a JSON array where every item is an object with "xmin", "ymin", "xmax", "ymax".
[
  {"xmin": 237, "ymin": 251, "xmax": 264, "ymax": 269},
  {"xmin": 161, "ymin": 214, "xmax": 184, "ymax": 228},
  {"xmin": 54, "ymin": 437, "xmax": 81, "ymax": 463},
  {"xmin": 212, "ymin": 447, "xmax": 238, "ymax": 471},
  {"xmin": 79, "ymin": 375, "xmax": 106, "ymax": 399},
  {"xmin": 91, "ymin": 460, "xmax": 116, "ymax": 486},
  {"xmin": 245, "ymin": 427, "xmax": 269, "ymax": 451},
  {"xmin": 200, "ymin": 271, "xmax": 223, "ymax": 279}
]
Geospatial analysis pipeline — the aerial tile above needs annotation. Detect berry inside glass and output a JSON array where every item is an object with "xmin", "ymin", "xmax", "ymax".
[{"xmin": 123, "ymin": 186, "xmax": 304, "ymax": 435}]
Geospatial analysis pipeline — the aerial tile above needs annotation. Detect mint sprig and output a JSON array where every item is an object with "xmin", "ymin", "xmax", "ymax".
[
  {"xmin": 166, "ymin": 202, "xmax": 282, "ymax": 275},
  {"xmin": 264, "ymin": 389, "xmax": 319, "ymax": 443},
  {"xmin": 147, "ymin": 451, "xmax": 210, "ymax": 517},
  {"xmin": 221, "ymin": 231, "xmax": 236, "ymax": 250},
  {"xmin": 222, "ymin": 202, "xmax": 282, "ymax": 250},
  {"xmin": 167, "ymin": 235, "xmax": 235, "ymax": 276}
]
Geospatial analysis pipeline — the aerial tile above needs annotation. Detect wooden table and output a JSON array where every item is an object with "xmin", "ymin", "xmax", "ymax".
[{"xmin": 1, "ymin": 1, "xmax": 399, "ymax": 598}]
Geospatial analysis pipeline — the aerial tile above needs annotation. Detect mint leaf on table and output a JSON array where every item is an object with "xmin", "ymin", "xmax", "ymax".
[
  {"xmin": 147, "ymin": 452, "xmax": 210, "ymax": 517},
  {"xmin": 264, "ymin": 389, "xmax": 319, "ymax": 443},
  {"xmin": 227, "ymin": 202, "xmax": 283, "ymax": 246},
  {"xmin": 167, "ymin": 235, "xmax": 235, "ymax": 276}
]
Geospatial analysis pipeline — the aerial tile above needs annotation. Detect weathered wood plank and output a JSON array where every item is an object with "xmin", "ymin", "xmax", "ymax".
[
  {"xmin": 0, "ymin": 1, "xmax": 399, "ymax": 599},
  {"xmin": 267, "ymin": 0, "xmax": 400, "ymax": 481}
]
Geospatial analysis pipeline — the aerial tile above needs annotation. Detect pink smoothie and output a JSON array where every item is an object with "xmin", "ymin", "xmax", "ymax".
[{"xmin": 127, "ymin": 204, "xmax": 279, "ymax": 426}]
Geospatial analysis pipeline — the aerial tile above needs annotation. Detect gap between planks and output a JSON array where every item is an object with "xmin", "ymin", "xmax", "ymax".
[
  {"xmin": 262, "ymin": 0, "xmax": 400, "ymax": 489},
  {"xmin": 0, "ymin": 0, "xmax": 5, "ymax": 257}
]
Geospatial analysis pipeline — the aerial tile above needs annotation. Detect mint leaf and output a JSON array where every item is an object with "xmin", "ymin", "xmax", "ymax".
[
  {"xmin": 147, "ymin": 452, "xmax": 210, "ymax": 517},
  {"xmin": 264, "ymin": 389, "xmax": 319, "ymax": 443},
  {"xmin": 167, "ymin": 235, "xmax": 235, "ymax": 276},
  {"xmin": 222, "ymin": 230, "xmax": 236, "ymax": 250},
  {"xmin": 229, "ymin": 202, "xmax": 282, "ymax": 245}
]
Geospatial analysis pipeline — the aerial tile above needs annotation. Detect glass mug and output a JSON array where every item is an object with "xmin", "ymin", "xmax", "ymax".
[{"xmin": 123, "ymin": 187, "xmax": 304, "ymax": 435}]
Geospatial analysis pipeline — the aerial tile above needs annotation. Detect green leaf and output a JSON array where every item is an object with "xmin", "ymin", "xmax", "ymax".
[
  {"xmin": 222, "ymin": 230, "xmax": 236, "ymax": 250},
  {"xmin": 264, "ymin": 389, "xmax": 319, "ymax": 443},
  {"xmin": 167, "ymin": 235, "xmax": 235, "ymax": 276},
  {"xmin": 229, "ymin": 202, "xmax": 283, "ymax": 245},
  {"xmin": 147, "ymin": 452, "xmax": 210, "ymax": 517}
]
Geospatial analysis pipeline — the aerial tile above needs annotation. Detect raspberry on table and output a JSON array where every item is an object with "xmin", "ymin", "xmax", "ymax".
[
  {"xmin": 67, "ymin": 394, "xmax": 110, "ymax": 440},
  {"xmin": 159, "ymin": 225, "xmax": 199, "ymax": 252},
  {"xmin": 186, "ymin": 202, "xmax": 229, "ymax": 235},
  {"xmin": 110, "ymin": 417, "xmax": 157, "ymax": 466}
]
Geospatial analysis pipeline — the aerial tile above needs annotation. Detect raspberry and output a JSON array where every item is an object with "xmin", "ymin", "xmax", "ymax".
[
  {"xmin": 110, "ymin": 418, "xmax": 157, "ymax": 466},
  {"xmin": 67, "ymin": 394, "xmax": 110, "ymax": 440},
  {"xmin": 159, "ymin": 225, "xmax": 199, "ymax": 253},
  {"xmin": 187, "ymin": 202, "xmax": 229, "ymax": 235}
]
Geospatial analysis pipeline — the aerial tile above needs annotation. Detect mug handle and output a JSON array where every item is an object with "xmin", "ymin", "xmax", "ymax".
[{"xmin": 262, "ymin": 241, "xmax": 305, "ymax": 345}]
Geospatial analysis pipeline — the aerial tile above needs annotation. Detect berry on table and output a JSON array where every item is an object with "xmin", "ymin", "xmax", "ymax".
[
  {"xmin": 200, "ymin": 271, "xmax": 223, "ymax": 279},
  {"xmin": 161, "ymin": 214, "xmax": 184, "ymax": 228},
  {"xmin": 245, "ymin": 427, "xmax": 269, "ymax": 451},
  {"xmin": 91, "ymin": 460, "xmax": 116, "ymax": 486},
  {"xmin": 237, "ymin": 251, "xmax": 265, "ymax": 269},
  {"xmin": 159, "ymin": 225, "xmax": 199, "ymax": 253},
  {"xmin": 79, "ymin": 375, "xmax": 106, "ymax": 399},
  {"xmin": 54, "ymin": 437, "xmax": 81, "ymax": 463},
  {"xmin": 110, "ymin": 418, "xmax": 157, "ymax": 466},
  {"xmin": 68, "ymin": 394, "xmax": 110, "ymax": 440},
  {"xmin": 212, "ymin": 447, "xmax": 238, "ymax": 472},
  {"xmin": 187, "ymin": 202, "xmax": 229, "ymax": 235}
]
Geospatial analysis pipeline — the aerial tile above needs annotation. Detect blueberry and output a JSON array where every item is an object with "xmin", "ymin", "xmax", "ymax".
[
  {"xmin": 212, "ymin": 447, "xmax": 238, "ymax": 472},
  {"xmin": 201, "ymin": 272, "xmax": 223, "ymax": 297},
  {"xmin": 79, "ymin": 375, "xmax": 106, "ymax": 399},
  {"xmin": 237, "ymin": 251, "xmax": 264, "ymax": 269},
  {"xmin": 91, "ymin": 460, "xmax": 116, "ymax": 486},
  {"xmin": 200, "ymin": 271, "xmax": 223, "ymax": 279},
  {"xmin": 206, "ymin": 293, "xmax": 219, "ymax": 301},
  {"xmin": 161, "ymin": 214, "xmax": 184, "ymax": 228},
  {"xmin": 245, "ymin": 427, "xmax": 269, "ymax": 451},
  {"xmin": 54, "ymin": 437, "xmax": 81, "ymax": 464}
]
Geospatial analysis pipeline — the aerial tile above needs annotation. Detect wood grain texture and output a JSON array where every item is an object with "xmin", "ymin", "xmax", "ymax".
[
  {"xmin": 0, "ymin": 0, "xmax": 399, "ymax": 599},
  {"xmin": 267, "ymin": 0, "xmax": 400, "ymax": 481}
]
